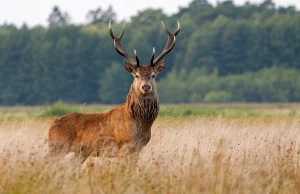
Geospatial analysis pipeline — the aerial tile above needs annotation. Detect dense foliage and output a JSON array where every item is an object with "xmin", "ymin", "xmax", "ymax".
[
  {"xmin": 158, "ymin": 67, "xmax": 300, "ymax": 103},
  {"xmin": 0, "ymin": 0, "xmax": 299, "ymax": 105}
]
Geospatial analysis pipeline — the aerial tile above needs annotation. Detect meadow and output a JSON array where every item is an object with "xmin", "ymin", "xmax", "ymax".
[{"xmin": 0, "ymin": 103, "xmax": 300, "ymax": 193}]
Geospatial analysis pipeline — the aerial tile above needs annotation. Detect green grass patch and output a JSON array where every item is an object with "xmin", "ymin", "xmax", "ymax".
[
  {"xmin": 0, "ymin": 103, "xmax": 299, "ymax": 119},
  {"xmin": 37, "ymin": 101, "xmax": 80, "ymax": 118},
  {"xmin": 159, "ymin": 106, "xmax": 225, "ymax": 117}
]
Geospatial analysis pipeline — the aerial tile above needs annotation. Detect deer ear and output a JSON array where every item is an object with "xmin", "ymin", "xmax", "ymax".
[
  {"xmin": 124, "ymin": 61, "xmax": 137, "ymax": 74},
  {"xmin": 154, "ymin": 60, "xmax": 166, "ymax": 73}
]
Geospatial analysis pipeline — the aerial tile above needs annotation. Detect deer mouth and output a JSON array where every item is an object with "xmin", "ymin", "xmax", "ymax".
[{"xmin": 140, "ymin": 88, "xmax": 152, "ymax": 95}]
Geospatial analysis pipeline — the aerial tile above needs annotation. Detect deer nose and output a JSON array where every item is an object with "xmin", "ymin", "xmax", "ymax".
[{"xmin": 142, "ymin": 84, "xmax": 152, "ymax": 92}]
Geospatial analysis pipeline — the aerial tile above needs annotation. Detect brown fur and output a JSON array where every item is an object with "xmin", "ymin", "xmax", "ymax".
[{"xmin": 48, "ymin": 66, "xmax": 160, "ymax": 160}]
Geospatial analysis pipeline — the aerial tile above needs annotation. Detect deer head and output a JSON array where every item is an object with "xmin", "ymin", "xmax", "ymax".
[{"xmin": 109, "ymin": 21, "xmax": 180, "ymax": 96}]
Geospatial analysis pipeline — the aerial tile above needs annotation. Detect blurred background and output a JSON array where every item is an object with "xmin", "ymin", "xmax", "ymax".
[{"xmin": 0, "ymin": 0, "xmax": 299, "ymax": 105}]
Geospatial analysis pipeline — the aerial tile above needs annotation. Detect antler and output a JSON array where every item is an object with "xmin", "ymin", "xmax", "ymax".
[
  {"xmin": 109, "ymin": 20, "xmax": 139, "ymax": 66},
  {"xmin": 151, "ymin": 21, "xmax": 181, "ymax": 66}
]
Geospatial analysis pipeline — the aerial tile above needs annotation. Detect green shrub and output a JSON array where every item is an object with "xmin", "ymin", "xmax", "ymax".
[
  {"xmin": 204, "ymin": 91, "xmax": 232, "ymax": 102},
  {"xmin": 38, "ymin": 101, "xmax": 79, "ymax": 118},
  {"xmin": 159, "ymin": 106, "xmax": 224, "ymax": 117}
]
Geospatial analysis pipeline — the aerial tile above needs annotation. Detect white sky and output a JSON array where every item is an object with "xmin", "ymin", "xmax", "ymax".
[{"xmin": 1, "ymin": 0, "xmax": 299, "ymax": 27}]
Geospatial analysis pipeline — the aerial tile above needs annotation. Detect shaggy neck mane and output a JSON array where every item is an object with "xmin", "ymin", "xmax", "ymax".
[{"xmin": 126, "ymin": 86, "xmax": 159, "ymax": 122}]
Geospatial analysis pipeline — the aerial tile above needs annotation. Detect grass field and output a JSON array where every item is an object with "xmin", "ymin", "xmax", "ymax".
[
  {"xmin": 0, "ymin": 103, "xmax": 300, "ymax": 193},
  {"xmin": 0, "ymin": 102, "xmax": 299, "ymax": 119}
]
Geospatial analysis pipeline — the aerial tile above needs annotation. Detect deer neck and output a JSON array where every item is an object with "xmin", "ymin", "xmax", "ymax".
[{"xmin": 126, "ymin": 85, "xmax": 159, "ymax": 123}]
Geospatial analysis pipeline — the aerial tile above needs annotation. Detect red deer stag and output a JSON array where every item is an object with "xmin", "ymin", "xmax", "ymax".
[{"xmin": 48, "ymin": 21, "xmax": 181, "ymax": 160}]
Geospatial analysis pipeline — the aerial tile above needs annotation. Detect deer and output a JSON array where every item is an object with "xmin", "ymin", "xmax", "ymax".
[{"xmin": 47, "ymin": 21, "xmax": 181, "ymax": 161}]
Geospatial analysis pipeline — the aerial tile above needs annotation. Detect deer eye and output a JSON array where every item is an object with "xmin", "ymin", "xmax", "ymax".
[
  {"xmin": 135, "ymin": 75, "xmax": 140, "ymax": 79},
  {"xmin": 151, "ymin": 74, "xmax": 156, "ymax": 78}
]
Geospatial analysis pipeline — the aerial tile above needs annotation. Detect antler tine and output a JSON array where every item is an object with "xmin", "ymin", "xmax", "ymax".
[
  {"xmin": 108, "ymin": 21, "xmax": 138, "ymax": 66},
  {"xmin": 161, "ymin": 20, "xmax": 171, "ymax": 36},
  {"xmin": 108, "ymin": 20, "xmax": 116, "ymax": 40},
  {"xmin": 108, "ymin": 20, "xmax": 126, "ymax": 40},
  {"xmin": 118, "ymin": 22, "xmax": 126, "ymax": 40},
  {"xmin": 134, "ymin": 50, "xmax": 140, "ymax": 66},
  {"xmin": 175, "ymin": 21, "xmax": 181, "ymax": 36},
  {"xmin": 152, "ymin": 21, "xmax": 181, "ymax": 66},
  {"xmin": 150, "ymin": 47, "xmax": 155, "ymax": 66}
]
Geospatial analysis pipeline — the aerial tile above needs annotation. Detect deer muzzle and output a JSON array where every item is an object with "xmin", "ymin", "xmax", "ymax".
[{"xmin": 141, "ymin": 83, "xmax": 152, "ymax": 94}]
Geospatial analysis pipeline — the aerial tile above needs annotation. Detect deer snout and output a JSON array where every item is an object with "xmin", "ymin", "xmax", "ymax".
[{"xmin": 141, "ymin": 84, "xmax": 152, "ymax": 93}]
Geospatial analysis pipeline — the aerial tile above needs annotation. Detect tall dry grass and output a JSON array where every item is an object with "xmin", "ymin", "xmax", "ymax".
[{"xmin": 0, "ymin": 117, "xmax": 300, "ymax": 193}]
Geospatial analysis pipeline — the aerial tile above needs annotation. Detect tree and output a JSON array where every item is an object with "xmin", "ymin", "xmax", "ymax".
[
  {"xmin": 0, "ymin": 0, "xmax": 300, "ymax": 105},
  {"xmin": 99, "ymin": 62, "xmax": 131, "ymax": 104},
  {"xmin": 260, "ymin": 0, "xmax": 275, "ymax": 10},
  {"xmin": 86, "ymin": 5, "xmax": 117, "ymax": 24},
  {"xmin": 47, "ymin": 6, "xmax": 71, "ymax": 27},
  {"xmin": 131, "ymin": 9, "xmax": 167, "ymax": 25},
  {"xmin": 177, "ymin": 0, "xmax": 213, "ymax": 18}
]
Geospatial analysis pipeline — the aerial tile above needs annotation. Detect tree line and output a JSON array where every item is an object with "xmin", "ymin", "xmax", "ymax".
[{"xmin": 0, "ymin": 0, "xmax": 299, "ymax": 105}]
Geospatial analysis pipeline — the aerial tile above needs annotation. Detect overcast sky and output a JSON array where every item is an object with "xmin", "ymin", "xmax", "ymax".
[{"xmin": 1, "ymin": 0, "xmax": 299, "ymax": 27}]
